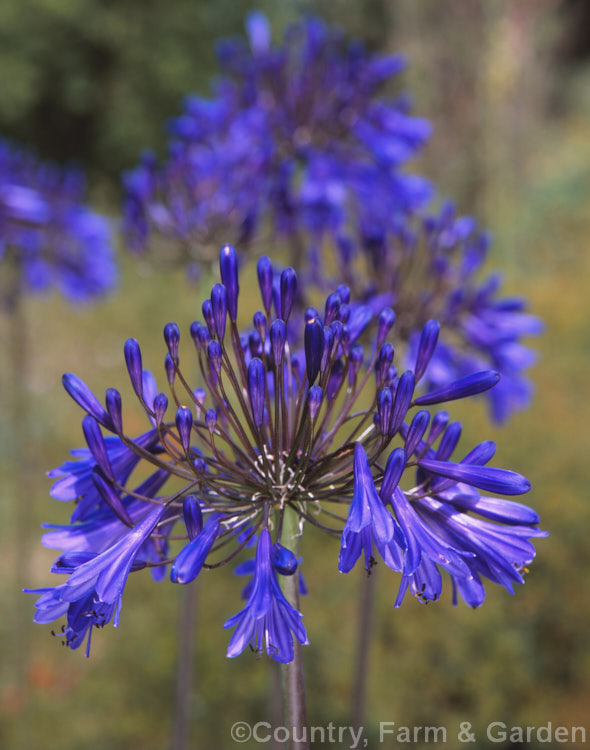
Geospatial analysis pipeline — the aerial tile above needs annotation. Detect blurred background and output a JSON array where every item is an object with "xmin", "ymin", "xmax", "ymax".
[{"xmin": 1, "ymin": 0, "xmax": 589, "ymax": 748}]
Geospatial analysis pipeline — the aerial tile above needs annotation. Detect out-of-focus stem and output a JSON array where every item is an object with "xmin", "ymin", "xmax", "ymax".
[
  {"xmin": 350, "ymin": 566, "xmax": 378, "ymax": 730},
  {"xmin": 171, "ymin": 581, "xmax": 199, "ymax": 750}
]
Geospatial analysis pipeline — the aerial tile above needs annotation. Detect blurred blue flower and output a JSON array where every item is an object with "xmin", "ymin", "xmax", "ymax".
[
  {"xmin": 122, "ymin": 13, "xmax": 431, "ymax": 270},
  {"xmin": 325, "ymin": 200, "xmax": 543, "ymax": 422},
  {"xmin": 0, "ymin": 139, "xmax": 116, "ymax": 309}
]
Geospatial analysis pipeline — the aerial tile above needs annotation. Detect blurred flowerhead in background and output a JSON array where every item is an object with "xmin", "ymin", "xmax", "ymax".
[
  {"xmin": 122, "ymin": 12, "xmax": 431, "ymax": 273},
  {"xmin": 0, "ymin": 139, "xmax": 115, "ymax": 311},
  {"xmin": 121, "ymin": 14, "xmax": 541, "ymax": 424}
]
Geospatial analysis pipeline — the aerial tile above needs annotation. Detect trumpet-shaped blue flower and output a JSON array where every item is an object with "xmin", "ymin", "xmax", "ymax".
[
  {"xmin": 339, "ymin": 444, "xmax": 405, "ymax": 573},
  {"xmin": 224, "ymin": 528, "xmax": 308, "ymax": 663}
]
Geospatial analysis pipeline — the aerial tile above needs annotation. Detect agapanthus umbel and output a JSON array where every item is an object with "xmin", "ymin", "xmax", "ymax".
[
  {"xmin": 122, "ymin": 13, "xmax": 431, "ymax": 271},
  {"xmin": 322, "ymin": 200, "xmax": 543, "ymax": 423},
  {"xmin": 0, "ymin": 139, "xmax": 115, "ymax": 310},
  {"xmin": 28, "ymin": 245, "xmax": 545, "ymax": 662}
]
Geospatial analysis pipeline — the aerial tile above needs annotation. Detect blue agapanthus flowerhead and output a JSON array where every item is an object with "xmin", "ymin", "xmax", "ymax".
[
  {"xmin": 317, "ymin": 199, "xmax": 543, "ymax": 423},
  {"xmin": 122, "ymin": 102, "xmax": 266, "ymax": 271},
  {"xmin": 121, "ymin": 13, "xmax": 431, "ymax": 272},
  {"xmin": 28, "ymin": 245, "xmax": 545, "ymax": 662},
  {"xmin": 0, "ymin": 139, "xmax": 116, "ymax": 310}
]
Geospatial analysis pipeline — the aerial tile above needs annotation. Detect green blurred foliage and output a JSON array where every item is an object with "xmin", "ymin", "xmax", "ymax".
[
  {"xmin": 0, "ymin": 0, "xmax": 260, "ymax": 187},
  {"xmin": 2, "ymin": 1, "xmax": 590, "ymax": 749}
]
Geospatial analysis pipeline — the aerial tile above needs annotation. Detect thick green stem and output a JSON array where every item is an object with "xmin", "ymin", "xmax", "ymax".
[{"xmin": 279, "ymin": 506, "xmax": 309, "ymax": 750}]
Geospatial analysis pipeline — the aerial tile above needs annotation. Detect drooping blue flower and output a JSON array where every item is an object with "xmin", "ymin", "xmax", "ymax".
[
  {"xmin": 224, "ymin": 528, "xmax": 308, "ymax": 663},
  {"xmin": 27, "ymin": 504, "xmax": 166, "ymax": 655},
  {"xmin": 339, "ymin": 444, "xmax": 405, "ymax": 573},
  {"xmin": 0, "ymin": 138, "xmax": 115, "ymax": 309}
]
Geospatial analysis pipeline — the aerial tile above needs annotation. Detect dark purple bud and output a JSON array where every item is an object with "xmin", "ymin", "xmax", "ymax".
[
  {"xmin": 205, "ymin": 409, "xmax": 217, "ymax": 433},
  {"xmin": 194, "ymin": 458, "xmax": 207, "ymax": 475},
  {"xmin": 308, "ymin": 385, "xmax": 323, "ymax": 420},
  {"xmin": 341, "ymin": 326, "xmax": 351, "ymax": 356},
  {"xmin": 271, "ymin": 543, "xmax": 298, "ymax": 575},
  {"xmin": 305, "ymin": 306, "xmax": 320, "ymax": 322},
  {"xmin": 202, "ymin": 299, "xmax": 215, "ymax": 338},
  {"xmin": 270, "ymin": 319, "xmax": 287, "ymax": 366},
  {"xmin": 176, "ymin": 406, "xmax": 193, "ymax": 453},
  {"xmin": 377, "ymin": 387, "xmax": 393, "ymax": 436},
  {"xmin": 248, "ymin": 330, "xmax": 263, "ymax": 358},
  {"xmin": 339, "ymin": 304, "xmax": 351, "ymax": 324},
  {"xmin": 211, "ymin": 283, "xmax": 227, "ymax": 340},
  {"xmin": 349, "ymin": 344, "xmax": 364, "ymax": 378},
  {"xmin": 82, "ymin": 416, "xmax": 113, "ymax": 480},
  {"xmin": 248, "ymin": 357, "xmax": 266, "ymax": 426},
  {"xmin": 389, "ymin": 370, "xmax": 415, "ymax": 437},
  {"xmin": 428, "ymin": 411, "xmax": 449, "ymax": 443},
  {"xmin": 405, "ymin": 410, "xmax": 430, "ymax": 457},
  {"xmin": 170, "ymin": 518, "xmax": 220, "ymax": 584},
  {"xmin": 321, "ymin": 326, "xmax": 333, "ymax": 372},
  {"xmin": 435, "ymin": 421, "xmax": 462, "ymax": 461},
  {"xmin": 197, "ymin": 326, "xmax": 210, "ymax": 349},
  {"xmin": 183, "ymin": 495, "xmax": 203, "ymax": 540},
  {"xmin": 461, "ymin": 440, "xmax": 496, "ymax": 466},
  {"xmin": 92, "ymin": 470, "xmax": 133, "ymax": 527},
  {"xmin": 257, "ymin": 255, "xmax": 273, "ymax": 313},
  {"xmin": 416, "ymin": 459, "xmax": 531, "ymax": 495},
  {"xmin": 165, "ymin": 353, "xmax": 176, "ymax": 385},
  {"xmin": 253, "ymin": 311, "xmax": 267, "ymax": 341},
  {"xmin": 207, "ymin": 340, "xmax": 222, "ymax": 376},
  {"xmin": 326, "ymin": 359, "xmax": 345, "ymax": 401},
  {"xmin": 383, "ymin": 366, "xmax": 398, "ymax": 388},
  {"xmin": 190, "ymin": 321, "xmax": 202, "ymax": 349},
  {"xmin": 219, "ymin": 244, "xmax": 239, "ymax": 321},
  {"xmin": 304, "ymin": 317, "xmax": 324, "ymax": 384},
  {"xmin": 105, "ymin": 388, "xmax": 123, "ymax": 433},
  {"xmin": 414, "ymin": 370, "xmax": 501, "ymax": 406},
  {"xmin": 153, "ymin": 392, "xmax": 168, "ymax": 424},
  {"xmin": 164, "ymin": 322, "xmax": 180, "ymax": 361},
  {"xmin": 336, "ymin": 284, "xmax": 350, "ymax": 304},
  {"xmin": 272, "ymin": 277, "xmax": 281, "ymax": 318},
  {"xmin": 330, "ymin": 320, "xmax": 343, "ymax": 353},
  {"xmin": 124, "ymin": 338, "xmax": 144, "ymax": 399},
  {"xmin": 62, "ymin": 373, "xmax": 112, "ymax": 429},
  {"xmin": 376, "ymin": 343, "xmax": 394, "ymax": 386},
  {"xmin": 324, "ymin": 292, "xmax": 341, "ymax": 325},
  {"xmin": 414, "ymin": 320, "xmax": 440, "ymax": 382},
  {"xmin": 280, "ymin": 267, "xmax": 297, "ymax": 323},
  {"xmin": 377, "ymin": 308, "xmax": 396, "ymax": 348},
  {"xmin": 381, "ymin": 448, "xmax": 407, "ymax": 502}
]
